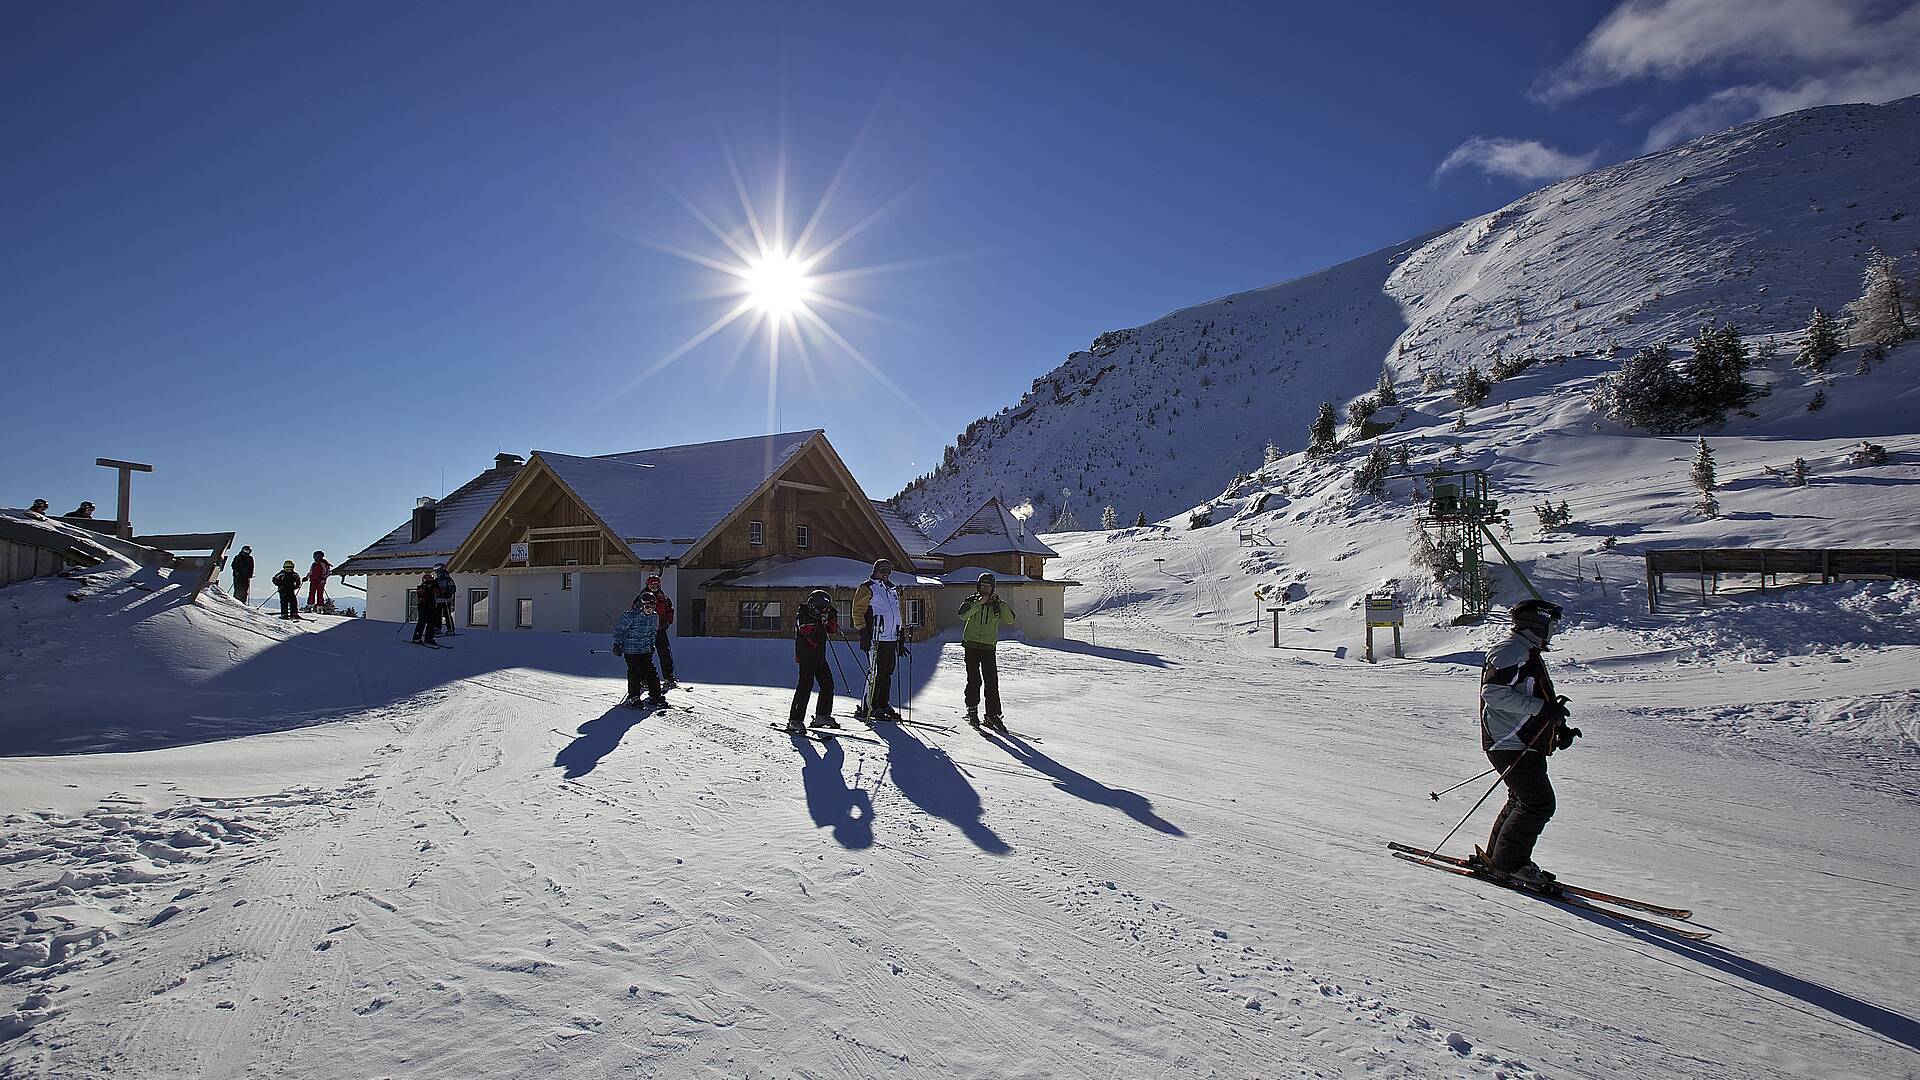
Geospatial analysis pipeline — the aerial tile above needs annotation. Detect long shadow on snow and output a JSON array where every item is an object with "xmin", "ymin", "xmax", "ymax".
[
  {"xmin": 1552, "ymin": 898, "xmax": 1920, "ymax": 1052},
  {"xmin": 869, "ymin": 721, "xmax": 1010, "ymax": 855},
  {"xmin": 554, "ymin": 706, "xmax": 647, "ymax": 779},
  {"xmin": 1023, "ymin": 638, "xmax": 1173, "ymax": 668},
  {"xmin": 981, "ymin": 730, "xmax": 1184, "ymax": 836},
  {"xmin": 792, "ymin": 734, "xmax": 874, "ymax": 850}
]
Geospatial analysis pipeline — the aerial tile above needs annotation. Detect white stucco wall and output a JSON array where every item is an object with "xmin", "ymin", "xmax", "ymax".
[
  {"xmin": 933, "ymin": 583, "xmax": 1068, "ymax": 641},
  {"xmin": 360, "ymin": 572, "xmax": 490, "ymax": 625}
]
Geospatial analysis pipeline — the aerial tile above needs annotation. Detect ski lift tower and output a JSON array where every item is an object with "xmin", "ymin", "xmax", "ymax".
[{"xmin": 1410, "ymin": 468, "xmax": 1543, "ymax": 623}]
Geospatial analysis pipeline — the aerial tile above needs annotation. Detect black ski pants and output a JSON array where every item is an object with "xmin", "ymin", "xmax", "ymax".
[
  {"xmin": 655, "ymin": 628, "xmax": 675, "ymax": 682},
  {"xmin": 625, "ymin": 653, "xmax": 662, "ymax": 701},
  {"xmin": 866, "ymin": 640, "xmax": 898, "ymax": 713},
  {"xmin": 962, "ymin": 643, "xmax": 1001, "ymax": 718},
  {"xmin": 1485, "ymin": 749, "xmax": 1555, "ymax": 871},
  {"xmin": 413, "ymin": 604, "xmax": 439, "ymax": 643},
  {"xmin": 278, "ymin": 590, "xmax": 299, "ymax": 619},
  {"xmin": 235, "ymin": 578, "xmax": 250, "ymax": 604},
  {"xmin": 790, "ymin": 653, "xmax": 834, "ymax": 725}
]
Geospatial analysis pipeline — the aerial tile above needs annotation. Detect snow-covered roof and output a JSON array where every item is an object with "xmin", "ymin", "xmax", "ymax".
[
  {"xmin": 872, "ymin": 501, "xmax": 936, "ymax": 557},
  {"xmin": 539, "ymin": 430, "xmax": 819, "ymax": 562},
  {"xmin": 711, "ymin": 556, "xmax": 942, "ymax": 590},
  {"xmin": 929, "ymin": 498, "xmax": 1059, "ymax": 558},
  {"xmin": 338, "ymin": 462, "xmax": 523, "ymax": 576}
]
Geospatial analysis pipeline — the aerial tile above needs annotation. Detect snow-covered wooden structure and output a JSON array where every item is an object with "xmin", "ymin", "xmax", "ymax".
[{"xmin": 339, "ymin": 431, "xmax": 1074, "ymax": 639}]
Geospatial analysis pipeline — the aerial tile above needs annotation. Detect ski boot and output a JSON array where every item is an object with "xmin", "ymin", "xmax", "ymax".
[
  {"xmin": 965, "ymin": 708, "xmax": 981, "ymax": 728},
  {"xmin": 984, "ymin": 714, "xmax": 1007, "ymax": 733},
  {"xmin": 784, "ymin": 718, "xmax": 807, "ymax": 735},
  {"xmin": 663, "ymin": 677, "xmax": 679, "ymax": 691},
  {"xmin": 645, "ymin": 694, "xmax": 669, "ymax": 710},
  {"xmin": 810, "ymin": 714, "xmax": 840, "ymax": 730}
]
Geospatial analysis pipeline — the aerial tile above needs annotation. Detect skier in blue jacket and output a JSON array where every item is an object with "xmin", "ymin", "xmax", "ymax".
[{"xmin": 612, "ymin": 593, "xmax": 666, "ymax": 708}]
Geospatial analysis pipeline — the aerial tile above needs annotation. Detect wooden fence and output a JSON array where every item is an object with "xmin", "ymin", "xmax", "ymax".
[{"xmin": 1644, "ymin": 547, "xmax": 1920, "ymax": 612}]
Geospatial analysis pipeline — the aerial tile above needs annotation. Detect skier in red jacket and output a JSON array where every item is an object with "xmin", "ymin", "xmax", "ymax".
[
  {"xmin": 639, "ymin": 574, "xmax": 676, "ymax": 688},
  {"xmin": 305, "ymin": 551, "xmax": 331, "ymax": 611}
]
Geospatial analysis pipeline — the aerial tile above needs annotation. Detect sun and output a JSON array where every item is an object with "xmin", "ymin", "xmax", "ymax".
[{"xmin": 742, "ymin": 250, "xmax": 813, "ymax": 319}]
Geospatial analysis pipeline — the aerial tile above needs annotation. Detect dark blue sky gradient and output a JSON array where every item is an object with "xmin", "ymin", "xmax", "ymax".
[{"xmin": 7, "ymin": 2, "xmax": 1692, "ymax": 569}]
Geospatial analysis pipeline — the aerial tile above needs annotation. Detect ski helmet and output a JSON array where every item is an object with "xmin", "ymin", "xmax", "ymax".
[
  {"xmin": 978, "ymin": 572, "xmax": 996, "ymax": 586},
  {"xmin": 1509, "ymin": 599, "xmax": 1562, "ymax": 640},
  {"xmin": 872, "ymin": 558, "xmax": 892, "ymax": 575},
  {"xmin": 645, "ymin": 574, "xmax": 662, "ymax": 588},
  {"xmin": 283, "ymin": 560, "xmax": 296, "ymax": 568},
  {"xmin": 807, "ymin": 589, "xmax": 831, "ymax": 605},
  {"xmin": 314, "ymin": 551, "xmax": 324, "ymax": 560}
]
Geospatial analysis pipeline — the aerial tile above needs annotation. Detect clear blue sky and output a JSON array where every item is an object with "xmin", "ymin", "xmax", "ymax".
[{"xmin": 5, "ymin": 1, "xmax": 1850, "ymax": 574}]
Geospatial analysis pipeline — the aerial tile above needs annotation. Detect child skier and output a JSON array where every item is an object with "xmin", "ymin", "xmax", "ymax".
[
  {"xmin": 788, "ymin": 589, "xmax": 841, "ymax": 733},
  {"xmin": 305, "ymin": 551, "xmax": 331, "ymax": 611},
  {"xmin": 411, "ymin": 571, "xmax": 440, "ymax": 645},
  {"xmin": 958, "ymin": 572, "xmax": 1017, "ymax": 730},
  {"xmin": 1473, "ymin": 598, "xmax": 1578, "ymax": 887},
  {"xmin": 272, "ymin": 561, "xmax": 302, "ymax": 620},
  {"xmin": 612, "ymin": 593, "xmax": 666, "ymax": 708}
]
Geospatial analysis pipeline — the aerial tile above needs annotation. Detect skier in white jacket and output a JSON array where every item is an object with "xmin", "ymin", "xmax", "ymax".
[
  {"xmin": 1475, "ymin": 599, "xmax": 1578, "ymax": 887},
  {"xmin": 853, "ymin": 559, "xmax": 908, "ymax": 721}
]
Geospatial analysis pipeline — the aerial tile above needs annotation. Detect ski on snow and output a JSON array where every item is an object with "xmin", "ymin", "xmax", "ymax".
[
  {"xmin": 968, "ymin": 721, "xmax": 1041, "ymax": 742},
  {"xmin": 770, "ymin": 723, "xmax": 882, "ymax": 745},
  {"xmin": 1388, "ymin": 852, "xmax": 1710, "ymax": 940},
  {"xmin": 1386, "ymin": 842, "xmax": 1693, "ymax": 920}
]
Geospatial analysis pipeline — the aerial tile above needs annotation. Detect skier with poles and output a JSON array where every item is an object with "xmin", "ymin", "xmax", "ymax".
[
  {"xmin": 639, "ymin": 574, "xmax": 677, "ymax": 688},
  {"xmin": 272, "ymin": 561, "xmax": 302, "ymax": 620},
  {"xmin": 305, "ymin": 551, "xmax": 331, "ymax": 612},
  {"xmin": 611, "ymin": 592, "xmax": 667, "ymax": 709},
  {"xmin": 1470, "ymin": 599, "xmax": 1578, "ymax": 887},
  {"xmin": 958, "ymin": 572, "xmax": 1016, "ymax": 730},
  {"xmin": 786, "ymin": 589, "xmax": 841, "ymax": 733},
  {"xmin": 411, "ymin": 571, "xmax": 440, "ymax": 645},
  {"xmin": 433, "ymin": 564, "xmax": 458, "ymax": 636},
  {"xmin": 852, "ymin": 559, "xmax": 906, "ymax": 722},
  {"xmin": 230, "ymin": 545, "xmax": 255, "ymax": 604}
]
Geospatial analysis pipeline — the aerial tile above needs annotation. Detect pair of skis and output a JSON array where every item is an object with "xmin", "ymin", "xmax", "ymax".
[
  {"xmin": 1388, "ymin": 842, "xmax": 1710, "ymax": 940},
  {"xmin": 770, "ymin": 714, "xmax": 951, "ymax": 744}
]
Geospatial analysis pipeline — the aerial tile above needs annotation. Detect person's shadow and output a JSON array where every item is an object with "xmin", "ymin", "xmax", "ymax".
[
  {"xmin": 983, "ymin": 731, "xmax": 1185, "ymax": 836},
  {"xmin": 793, "ymin": 734, "xmax": 874, "ymax": 850},
  {"xmin": 870, "ymin": 723, "xmax": 1011, "ymax": 854},
  {"xmin": 554, "ymin": 707, "xmax": 645, "ymax": 778},
  {"xmin": 1555, "ymin": 903, "xmax": 1920, "ymax": 1053}
]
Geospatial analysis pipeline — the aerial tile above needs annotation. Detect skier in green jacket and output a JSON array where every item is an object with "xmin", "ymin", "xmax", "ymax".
[{"xmin": 958, "ymin": 572, "xmax": 1017, "ymax": 730}]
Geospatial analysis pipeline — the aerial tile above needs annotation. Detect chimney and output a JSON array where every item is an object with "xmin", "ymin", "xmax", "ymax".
[
  {"xmin": 495, "ymin": 452, "xmax": 524, "ymax": 471},
  {"xmin": 410, "ymin": 497, "xmax": 438, "ymax": 543}
]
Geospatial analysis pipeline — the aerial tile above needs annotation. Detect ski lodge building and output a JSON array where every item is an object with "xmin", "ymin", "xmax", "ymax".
[{"xmin": 337, "ymin": 430, "xmax": 1071, "ymax": 641}]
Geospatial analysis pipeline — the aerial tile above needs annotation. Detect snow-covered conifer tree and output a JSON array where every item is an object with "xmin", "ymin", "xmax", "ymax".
[
  {"xmin": 1688, "ymin": 323, "xmax": 1750, "ymax": 419},
  {"xmin": 1307, "ymin": 402, "xmax": 1338, "ymax": 456},
  {"xmin": 1133, "ymin": 511, "xmax": 1148, "ymax": 528},
  {"xmin": 1846, "ymin": 248, "xmax": 1911, "ymax": 348},
  {"xmin": 1595, "ymin": 344, "xmax": 1685, "ymax": 429},
  {"xmin": 1452, "ymin": 364, "xmax": 1491, "ymax": 409},
  {"xmin": 1264, "ymin": 440, "xmax": 1281, "ymax": 466},
  {"xmin": 1691, "ymin": 437, "xmax": 1719, "ymax": 518},
  {"xmin": 1351, "ymin": 443, "xmax": 1392, "ymax": 498},
  {"xmin": 1100, "ymin": 505, "xmax": 1119, "ymax": 530},
  {"xmin": 1374, "ymin": 364, "xmax": 1399, "ymax": 407},
  {"xmin": 1796, "ymin": 307, "xmax": 1843, "ymax": 373},
  {"xmin": 1790, "ymin": 457, "xmax": 1810, "ymax": 487},
  {"xmin": 1346, "ymin": 394, "xmax": 1379, "ymax": 430}
]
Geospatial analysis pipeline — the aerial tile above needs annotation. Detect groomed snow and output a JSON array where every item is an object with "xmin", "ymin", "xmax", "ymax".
[{"xmin": 2, "ymin": 531, "xmax": 1917, "ymax": 1078}]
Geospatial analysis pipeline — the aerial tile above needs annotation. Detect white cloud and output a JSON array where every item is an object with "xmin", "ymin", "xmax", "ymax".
[
  {"xmin": 1435, "ymin": 137, "xmax": 1601, "ymax": 184},
  {"xmin": 1535, "ymin": 0, "xmax": 1920, "ymax": 149}
]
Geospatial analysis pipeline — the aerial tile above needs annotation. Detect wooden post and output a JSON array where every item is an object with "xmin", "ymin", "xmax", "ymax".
[
  {"xmin": 95, "ymin": 458, "xmax": 153, "ymax": 540},
  {"xmin": 1393, "ymin": 624, "xmax": 1403, "ymax": 659},
  {"xmin": 1646, "ymin": 556, "xmax": 1657, "ymax": 614},
  {"xmin": 1365, "ymin": 625, "xmax": 1375, "ymax": 664}
]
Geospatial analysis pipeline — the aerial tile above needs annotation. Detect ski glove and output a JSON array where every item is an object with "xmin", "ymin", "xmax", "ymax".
[
  {"xmin": 1555, "ymin": 725, "xmax": 1583, "ymax": 751},
  {"xmin": 1536, "ymin": 697, "xmax": 1570, "ymax": 726}
]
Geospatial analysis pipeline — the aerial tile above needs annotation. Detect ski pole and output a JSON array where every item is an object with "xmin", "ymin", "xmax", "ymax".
[
  {"xmin": 1427, "ymin": 713, "xmax": 1561, "ymax": 855},
  {"xmin": 1428, "ymin": 766, "xmax": 1497, "ymax": 801}
]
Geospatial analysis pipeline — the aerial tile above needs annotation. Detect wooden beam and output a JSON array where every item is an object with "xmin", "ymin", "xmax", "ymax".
[{"xmin": 776, "ymin": 478, "xmax": 838, "ymax": 495}]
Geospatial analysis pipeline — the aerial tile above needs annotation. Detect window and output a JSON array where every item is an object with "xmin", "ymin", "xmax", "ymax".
[
  {"xmin": 795, "ymin": 524, "xmax": 810, "ymax": 549},
  {"xmin": 516, "ymin": 598, "xmax": 534, "ymax": 629},
  {"xmin": 405, "ymin": 588, "xmax": 419, "ymax": 623},
  {"xmin": 748, "ymin": 520, "xmax": 764, "ymax": 546},
  {"xmin": 835, "ymin": 599, "xmax": 853, "ymax": 626},
  {"xmin": 561, "ymin": 573, "xmax": 573, "ymax": 591},
  {"xmin": 907, "ymin": 598, "xmax": 926, "ymax": 626},
  {"xmin": 1036, "ymin": 596, "xmax": 1045, "ymax": 617},
  {"xmin": 467, "ymin": 589, "xmax": 489, "ymax": 627},
  {"xmin": 738, "ymin": 601, "xmax": 782, "ymax": 633}
]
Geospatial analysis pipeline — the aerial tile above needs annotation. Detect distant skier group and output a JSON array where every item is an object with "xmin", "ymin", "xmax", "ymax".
[
  {"xmin": 229, "ymin": 548, "xmax": 333, "ymax": 620},
  {"xmin": 603, "ymin": 558, "xmax": 1021, "ymax": 737}
]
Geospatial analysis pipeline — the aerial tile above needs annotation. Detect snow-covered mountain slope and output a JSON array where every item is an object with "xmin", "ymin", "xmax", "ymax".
[{"xmin": 896, "ymin": 96, "xmax": 1920, "ymax": 532}]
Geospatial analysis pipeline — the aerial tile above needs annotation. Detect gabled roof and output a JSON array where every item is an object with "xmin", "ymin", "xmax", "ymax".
[
  {"xmin": 929, "ymin": 497, "xmax": 1059, "ymax": 558},
  {"xmin": 337, "ymin": 461, "xmax": 523, "ymax": 575},
  {"xmin": 539, "ymin": 430, "xmax": 819, "ymax": 562},
  {"xmin": 707, "ymin": 555, "xmax": 943, "ymax": 589},
  {"xmin": 871, "ymin": 501, "xmax": 936, "ymax": 558}
]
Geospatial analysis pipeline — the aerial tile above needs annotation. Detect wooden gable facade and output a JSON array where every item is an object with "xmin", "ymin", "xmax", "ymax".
[
  {"xmin": 449, "ymin": 457, "xmax": 640, "ymax": 575},
  {"xmin": 678, "ymin": 437, "xmax": 916, "ymax": 572}
]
